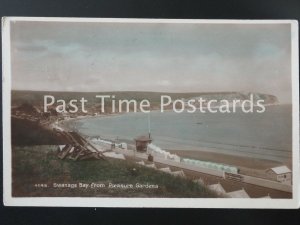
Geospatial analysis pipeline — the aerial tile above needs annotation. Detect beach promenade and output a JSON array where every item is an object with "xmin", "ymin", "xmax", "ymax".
[{"xmin": 113, "ymin": 147, "xmax": 292, "ymax": 193}]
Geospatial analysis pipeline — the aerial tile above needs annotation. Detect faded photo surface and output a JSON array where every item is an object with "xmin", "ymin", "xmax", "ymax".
[{"xmin": 6, "ymin": 19, "xmax": 296, "ymax": 203}]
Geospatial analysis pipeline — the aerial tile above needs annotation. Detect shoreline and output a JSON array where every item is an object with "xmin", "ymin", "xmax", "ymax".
[
  {"xmin": 167, "ymin": 149, "xmax": 284, "ymax": 170},
  {"xmin": 53, "ymin": 105, "xmax": 290, "ymax": 174}
]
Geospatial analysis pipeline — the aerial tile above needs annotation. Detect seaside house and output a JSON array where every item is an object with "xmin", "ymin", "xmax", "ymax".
[
  {"xmin": 134, "ymin": 135, "xmax": 152, "ymax": 152},
  {"xmin": 266, "ymin": 166, "xmax": 292, "ymax": 185}
]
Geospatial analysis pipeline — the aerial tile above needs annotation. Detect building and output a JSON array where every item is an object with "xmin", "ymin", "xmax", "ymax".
[
  {"xmin": 259, "ymin": 194, "xmax": 271, "ymax": 199},
  {"xmin": 134, "ymin": 135, "xmax": 152, "ymax": 152},
  {"xmin": 208, "ymin": 183, "xmax": 226, "ymax": 195},
  {"xmin": 266, "ymin": 166, "xmax": 292, "ymax": 185}
]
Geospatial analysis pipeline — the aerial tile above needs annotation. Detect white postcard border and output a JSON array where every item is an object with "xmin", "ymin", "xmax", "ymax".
[{"xmin": 2, "ymin": 17, "xmax": 299, "ymax": 208}]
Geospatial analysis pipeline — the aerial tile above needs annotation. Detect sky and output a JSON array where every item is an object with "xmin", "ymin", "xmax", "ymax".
[{"xmin": 10, "ymin": 20, "xmax": 292, "ymax": 102}]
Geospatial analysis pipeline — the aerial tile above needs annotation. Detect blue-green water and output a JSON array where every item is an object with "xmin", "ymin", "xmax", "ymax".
[{"xmin": 69, "ymin": 105, "xmax": 292, "ymax": 162}]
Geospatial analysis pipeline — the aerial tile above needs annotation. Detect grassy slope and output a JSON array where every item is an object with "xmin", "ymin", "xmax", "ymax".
[
  {"xmin": 12, "ymin": 117, "xmax": 66, "ymax": 145},
  {"xmin": 12, "ymin": 145, "xmax": 217, "ymax": 198}
]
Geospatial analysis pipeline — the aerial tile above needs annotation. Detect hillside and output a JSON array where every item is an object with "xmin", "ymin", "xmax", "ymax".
[{"xmin": 186, "ymin": 92, "xmax": 278, "ymax": 104}]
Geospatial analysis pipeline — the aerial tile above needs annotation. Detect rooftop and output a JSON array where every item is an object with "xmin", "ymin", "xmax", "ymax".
[
  {"xmin": 134, "ymin": 135, "xmax": 152, "ymax": 142},
  {"xmin": 269, "ymin": 166, "xmax": 291, "ymax": 174},
  {"xmin": 208, "ymin": 183, "xmax": 226, "ymax": 194}
]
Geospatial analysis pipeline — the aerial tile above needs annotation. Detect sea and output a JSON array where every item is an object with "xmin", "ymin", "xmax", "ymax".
[{"xmin": 67, "ymin": 104, "xmax": 292, "ymax": 163}]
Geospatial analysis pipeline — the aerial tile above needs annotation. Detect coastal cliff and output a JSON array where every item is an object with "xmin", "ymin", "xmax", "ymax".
[{"xmin": 185, "ymin": 92, "xmax": 279, "ymax": 105}]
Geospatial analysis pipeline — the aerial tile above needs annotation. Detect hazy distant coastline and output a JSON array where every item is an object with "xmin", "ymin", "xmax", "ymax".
[{"xmin": 11, "ymin": 90, "xmax": 280, "ymax": 106}]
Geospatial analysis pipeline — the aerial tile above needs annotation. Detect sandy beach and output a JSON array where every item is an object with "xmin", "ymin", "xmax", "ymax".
[
  {"xmin": 168, "ymin": 149, "xmax": 284, "ymax": 170},
  {"xmin": 167, "ymin": 149, "xmax": 290, "ymax": 180},
  {"xmin": 57, "ymin": 113, "xmax": 290, "ymax": 177}
]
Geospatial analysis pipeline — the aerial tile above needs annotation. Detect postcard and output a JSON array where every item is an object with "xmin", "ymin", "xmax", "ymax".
[{"xmin": 2, "ymin": 17, "xmax": 299, "ymax": 208}]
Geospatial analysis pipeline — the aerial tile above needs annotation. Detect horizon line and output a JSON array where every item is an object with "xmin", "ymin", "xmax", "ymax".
[{"xmin": 11, "ymin": 89, "xmax": 277, "ymax": 95}]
